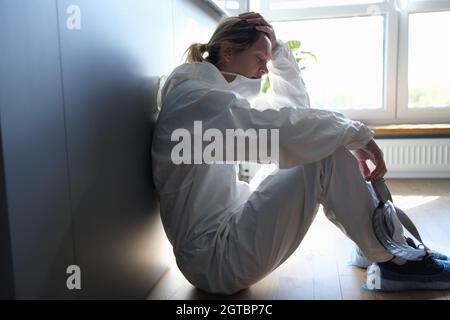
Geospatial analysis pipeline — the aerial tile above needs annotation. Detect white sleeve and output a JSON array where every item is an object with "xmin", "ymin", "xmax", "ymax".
[
  {"xmin": 169, "ymin": 88, "xmax": 374, "ymax": 169},
  {"xmin": 267, "ymin": 40, "xmax": 311, "ymax": 109}
]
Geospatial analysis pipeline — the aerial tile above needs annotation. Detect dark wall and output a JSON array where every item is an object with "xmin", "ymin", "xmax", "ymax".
[
  {"xmin": 0, "ymin": 117, "xmax": 15, "ymax": 299},
  {"xmin": 0, "ymin": 0, "xmax": 173, "ymax": 299}
]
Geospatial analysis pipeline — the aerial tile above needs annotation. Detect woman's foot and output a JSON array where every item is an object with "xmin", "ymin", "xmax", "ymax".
[
  {"xmin": 350, "ymin": 237, "xmax": 449, "ymax": 269},
  {"xmin": 365, "ymin": 256, "xmax": 450, "ymax": 291}
]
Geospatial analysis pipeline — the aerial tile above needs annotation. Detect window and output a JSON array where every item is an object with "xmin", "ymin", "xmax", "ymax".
[
  {"xmin": 408, "ymin": 11, "xmax": 450, "ymax": 109},
  {"xmin": 248, "ymin": 0, "xmax": 450, "ymax": 124},
  {"xmin": 268, "ymin": 0, "xmax": 383, "ymax": 10},
  {"xmin": 212, "ymin": 0, "xmax": 248, "ymax": 15},
  {"xmin": 214, "ymin": 0, "xmax": 240, "ymax": 10},
  {"xmin": 397, "ymin": 0, "xmax": 450, "ymax": 120},
  {"xmin": 272, "ymin": 16, "xmax": 384, "ymax": 111}
]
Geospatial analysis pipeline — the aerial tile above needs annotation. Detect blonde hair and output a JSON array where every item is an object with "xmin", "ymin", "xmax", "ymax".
[{"xmin": 185, "ymin": 17, "xmax": 262, "ymax": 66}]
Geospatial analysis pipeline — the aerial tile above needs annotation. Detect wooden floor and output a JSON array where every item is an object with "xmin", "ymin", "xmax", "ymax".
[{"xmin": 147, "ymin": 179, "xmax": 450, "ymax": 300}]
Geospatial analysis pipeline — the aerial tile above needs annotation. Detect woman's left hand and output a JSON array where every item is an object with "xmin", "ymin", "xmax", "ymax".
[
  {"xmin": 239, "ymin": 12, "xmax": 278, "ymax": 52},
  {"xmin": 354, "ymin": 139, "xmax": 387, "ymax": 181}
]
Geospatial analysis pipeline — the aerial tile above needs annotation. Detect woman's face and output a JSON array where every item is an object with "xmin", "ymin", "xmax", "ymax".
[{"xmin": 221, "ymin": 34, "xmax": 272, "ymax": 80}]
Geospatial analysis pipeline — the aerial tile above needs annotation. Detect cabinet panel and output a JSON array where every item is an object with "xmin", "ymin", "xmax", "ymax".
[
  {"xmin": 56, "ymin": 0, "xmax": 172, "ymax": 298},
  {"xmin": 0, "ymin": 0, "xmax": 75, "ymax": 299}
]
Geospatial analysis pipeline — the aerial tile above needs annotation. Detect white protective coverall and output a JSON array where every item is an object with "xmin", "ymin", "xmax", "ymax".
[{"xmin": 152, "ymin": 40, "xmax": 399, "ymax": 294}]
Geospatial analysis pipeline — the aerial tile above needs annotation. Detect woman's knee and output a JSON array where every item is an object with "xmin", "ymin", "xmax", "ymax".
[
  {"xmin": 332, "ymin": 146, "xmax": 356, "ymax": 162},
  {"xmin": 325, "ymin": 147, "xmax": 361, "ymax": 174}
]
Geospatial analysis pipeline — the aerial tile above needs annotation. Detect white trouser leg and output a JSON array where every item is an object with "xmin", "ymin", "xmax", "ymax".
[{"xmin": 211, "ymin": 147, "xmax": 403, "ymax": 294}]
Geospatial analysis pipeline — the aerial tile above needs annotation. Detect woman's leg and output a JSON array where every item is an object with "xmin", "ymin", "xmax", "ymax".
[{"xmin": 214, "ymin": 147, "xmax": 400, "ymax": 294}]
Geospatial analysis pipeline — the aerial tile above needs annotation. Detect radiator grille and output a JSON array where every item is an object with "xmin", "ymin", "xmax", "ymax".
[{"xmin": 376, "ymin": 139, "xmax": 450, "ymax": 178}]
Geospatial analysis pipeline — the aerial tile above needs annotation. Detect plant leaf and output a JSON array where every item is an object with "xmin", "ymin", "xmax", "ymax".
[
  {"xmin": 287, "ymin": 40, "xmax": 301, "ymax": 51},
  {"xmin": 300, "ymin": 51, "xmax": 318, "ymax": 62},
  {"xmin": 261, "ymin": 76, "xmax": 271, "ymax": 93}
]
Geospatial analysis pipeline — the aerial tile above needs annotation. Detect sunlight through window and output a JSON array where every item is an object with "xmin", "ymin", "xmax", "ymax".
[
  {"xmin": 392, "ymin": 195, "xmax": 440, "ymax": 211},
  {"xmin": 408, "ymin": 11, "xmax": 450, "ymax": 109},
  {"xmin": 273, "ymin": 16, "xmax": 384, "ymax": 111}
]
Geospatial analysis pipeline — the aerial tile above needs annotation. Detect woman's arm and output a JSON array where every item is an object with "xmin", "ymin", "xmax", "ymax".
[
  {"xmin": 239, "ymin": 12, "xmax": 311, "ymax": 108},
  {"xmin": 162, "ymin": 87, "xmax": 373, "ymax": 169},
  {"xmin": 267, "ymin": 40, "xmax": 311, "ymax": 108}
]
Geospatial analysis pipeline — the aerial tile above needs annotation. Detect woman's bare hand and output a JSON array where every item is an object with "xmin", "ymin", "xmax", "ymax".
[
  {"xmin": 353, "ymin": 139, "xmax": 387, "ymax": 181},
  {"xmin": 238, "ymin": 12, "xmax": 278, "ymax": 52}
]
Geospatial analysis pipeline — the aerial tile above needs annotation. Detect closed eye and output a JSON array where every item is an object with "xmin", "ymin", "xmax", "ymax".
[{"xmin": 256, "ymin": 54, "xmax": 268, "ymax": 64}]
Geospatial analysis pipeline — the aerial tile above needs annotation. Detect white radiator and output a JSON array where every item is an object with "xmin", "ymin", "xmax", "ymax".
[
  {"xmin": 241, "ymin": 138, "xmax": 450, "ymax": 183},
  {"xmin": 375, "ymin": 138, "xmax": 450, "ymax": 178}
]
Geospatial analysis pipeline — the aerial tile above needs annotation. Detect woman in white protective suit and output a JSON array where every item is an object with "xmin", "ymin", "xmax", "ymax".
[{"xmin": 152, "ymin": 12, "xmax": 450, "ymax": 294}]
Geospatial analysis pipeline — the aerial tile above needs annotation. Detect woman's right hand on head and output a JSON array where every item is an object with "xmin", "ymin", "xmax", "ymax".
[{"xmin": 238, "ymin": 12, "xmax": 278, "ymax": 52}]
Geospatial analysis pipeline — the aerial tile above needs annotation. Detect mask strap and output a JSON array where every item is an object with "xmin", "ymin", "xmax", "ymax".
[{"xmin": 220, "ymin": 71, "xmax": 238, "ymax": 76}]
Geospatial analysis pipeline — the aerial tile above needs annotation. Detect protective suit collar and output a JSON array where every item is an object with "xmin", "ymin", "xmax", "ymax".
[
  {"xmin": 161, "ymin": 61, "xmax": 260, "ymax": 103},
  {"xmin": 164, "ymin": 61, "xmax": 228, "ymax": 88},
  {"xmin": 220, "ymin": 71, "xmax": 262, "ymax": 100}
]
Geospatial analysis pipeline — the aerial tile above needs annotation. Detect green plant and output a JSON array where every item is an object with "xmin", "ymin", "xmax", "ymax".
[{"xmin": 261, "ymin": 40, "xmax": 317, "ymax": 93}]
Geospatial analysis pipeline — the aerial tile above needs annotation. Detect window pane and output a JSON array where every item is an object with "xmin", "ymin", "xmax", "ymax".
[
  {"xmin": 269, "ymin": 0, "xmax": 384, "ymax": 10},
  {"xmin": 272, "ymin": 16, "xmax": 384, "ymax": 110},
  {"xmin": 213, "ymin": 0, "xmax": 241, "ymax": 10},
  {"xmin": 408, "ymin": 11, "xmax": 450, "ymax": 109}
]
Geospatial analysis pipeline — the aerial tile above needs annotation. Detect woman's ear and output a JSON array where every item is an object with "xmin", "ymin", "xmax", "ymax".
[{"xmin": 220, "ymin": 40, "xmax": 234, "ymax": 64}]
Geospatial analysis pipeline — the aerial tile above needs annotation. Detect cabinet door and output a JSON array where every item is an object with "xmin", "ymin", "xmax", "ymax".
[
  {"xmin": 0, "ymin": 0, "xmax": 75, "ymax": 299},
  {"xmin": 56, "ymin": 0, "xmax": 172, "ymax": 298}
]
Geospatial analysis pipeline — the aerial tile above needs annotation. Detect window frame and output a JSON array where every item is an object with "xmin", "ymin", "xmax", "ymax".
[
  {"xmin": 211, "ymin": 0, "xmax": 249, "ymax": 16},
  {"xmin": 396, "ymin": 0, "xmax": 450, "ymax": 121}
]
